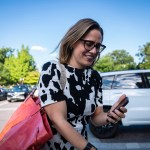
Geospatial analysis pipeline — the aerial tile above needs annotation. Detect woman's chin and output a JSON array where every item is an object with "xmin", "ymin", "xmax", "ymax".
[{"xmin": 84, "ymin": 61, "xmax": 93, "ymax": 67}]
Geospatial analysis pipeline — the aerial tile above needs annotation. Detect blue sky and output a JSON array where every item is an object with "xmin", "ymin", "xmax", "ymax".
[{"xmin": 0, "ymin": 0, "xmax": 150, "ymax": 70}]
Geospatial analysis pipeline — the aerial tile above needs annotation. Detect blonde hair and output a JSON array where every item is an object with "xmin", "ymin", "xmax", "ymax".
[{"xmin": 57, "ymin": 18, "xmax": 104, "ymax": 64}]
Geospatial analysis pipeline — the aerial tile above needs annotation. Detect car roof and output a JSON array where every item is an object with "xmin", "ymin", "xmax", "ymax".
[{"xmin": 99, "ymin": 69, "xmax": 150, "ymax": 76}]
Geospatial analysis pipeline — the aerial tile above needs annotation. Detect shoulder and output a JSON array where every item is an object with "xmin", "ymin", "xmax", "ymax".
[
  {"xmin": 41, "ymin": 60, "xmax": 61, "ymax": 72},
  {"xmin": 89, "ymin": 68, "xmax": 102, "ymax": 80}
]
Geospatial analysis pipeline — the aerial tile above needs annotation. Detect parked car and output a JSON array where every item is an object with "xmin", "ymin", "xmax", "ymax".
[
  {"xmin": 0, "ymin": 88, "xmax": 7, "ymax": 100},
  {"xmin": 89, "ymin": 69, "xmax": 150, "ymax": 138},
  {"xmin": 7, "ymin": 85, "xmax": 31, "ymax": 102}
]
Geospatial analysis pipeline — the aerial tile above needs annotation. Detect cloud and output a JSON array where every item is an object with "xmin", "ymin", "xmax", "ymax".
[{"xmin": 31, "ymin": 45, "xmax": 47, "ymax": 51}]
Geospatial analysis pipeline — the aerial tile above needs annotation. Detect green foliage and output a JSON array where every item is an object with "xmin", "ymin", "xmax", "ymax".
[
  {"xmin": 2, "ymin": 45, "xmax": 39, "ymax": 85},
  {"xmin": 4, "ymin": 55, "xmax": 20, "ymax": 83},
  {"xmin": 94, "ymin": 50, "xmax": 136, "ymax": 72},
  {"xmin": 24, "ymin": 71, "xmax": 40, "ymax": 85},
  {"xmin": 94, "ymin": 56, "xmax": 114, "ymax": 72},
  {"xmin": 0, "ymin": 47, "xmax": 14, "ymax": 63},
  {"xmin": 0, "ymin": 48, "xmax": 14, "ymax": 85},
  {"xmin": 136, "ymin": 42, "xmax": 150, "ymax": 69},
  {"xmin": 110, "ymin": 50, "xmax": 136, "ymax": 71}
]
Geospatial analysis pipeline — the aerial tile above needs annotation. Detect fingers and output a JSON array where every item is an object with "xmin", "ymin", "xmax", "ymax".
[
  {"xmin": 119, "ymin": 94, "xmax": 126, "ymax": 101},
  {"xmin": 113, "ymin": 109, "xmax": 126, "ymax": 118},
  {"xmin": 107, "ymin": 108, "xmax": 126, "ymax": 124},
  {"xmin": 107, "ymin": 94, "xmax": 128, "ymax": 124},
  {"xmin": 119, "ymin": 107, "xmax": 127, "ymax": 113},
  {"xmin": 107, "ymin": 113, "xmax": 118, "ymax": 124}
]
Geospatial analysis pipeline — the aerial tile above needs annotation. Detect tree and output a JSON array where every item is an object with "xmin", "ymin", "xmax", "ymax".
[
  {"xmin": 94, "ymin": 55, "xmax": 114, "ymax": 72},
  {"xmin": 0, "ymin": 48, "xmax": 14, "ymax": 85},
  {"xmin": 94, "ymin": 50, "xmax": 136, "ymax": 72},
  {"xmin": 0, "ymin": 47, "xmax": 14, "ymax": 64},
  {"xmin": 4, "ymin": 45, "xmax": 37, "ymax": 84},
  {"xmin": 136, "ymin": 42, "xmax": 150, "ymax": 69},
  {"xmin": 24, "ymin": 71, "xmax": 40, "ymax": 85}
]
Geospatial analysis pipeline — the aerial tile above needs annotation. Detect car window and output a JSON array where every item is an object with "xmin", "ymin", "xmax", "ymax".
[
  {"xmin": 13, "ymin": 86, "xmax": 23, "ymax": 92},
  {"xmin": 145, "ymin": 72, "xmax": 150, "ymax": 88},
  {"xmin": 102, "ymin": 75, "xmax": 114, "ymax": 89},
  {"xmin": 22, "ymin": 87, "xmax": 28, "ymax": 91},
  {"xmin": 112, "ymin": 73, "xmax": 144, "ymax": 89}
]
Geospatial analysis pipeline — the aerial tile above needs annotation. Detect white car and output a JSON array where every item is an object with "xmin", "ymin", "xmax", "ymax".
[{"xmin": 89, "ymin": 69, "xmax": 150, "ymax": 138}]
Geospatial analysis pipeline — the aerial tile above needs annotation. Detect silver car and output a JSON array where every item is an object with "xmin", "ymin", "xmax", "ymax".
[{"xmin": 7, "ymin": 85, "xmax": 30, "ymax": 102}]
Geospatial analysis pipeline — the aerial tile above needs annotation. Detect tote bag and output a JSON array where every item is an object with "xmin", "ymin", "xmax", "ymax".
[{"xmin": 0, "ymin": 93, "xmax": 53, "ymax": 150}]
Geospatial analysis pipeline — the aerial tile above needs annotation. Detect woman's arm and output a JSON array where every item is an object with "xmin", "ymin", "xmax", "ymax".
[
  {"xmin": 91, "ymin": 94, "xmax": 127, "ymax": 126},
  {"xmin": 44, "ymin": 100, "xmax": 91, "ymax": 150}
]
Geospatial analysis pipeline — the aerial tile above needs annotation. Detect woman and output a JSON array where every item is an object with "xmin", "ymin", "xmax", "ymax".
[{"xmin": 38, "ymin": 18, "xmax": 127, "ymax": 150}]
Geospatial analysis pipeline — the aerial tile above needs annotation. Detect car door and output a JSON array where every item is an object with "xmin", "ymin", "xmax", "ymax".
[
  {"xmin": 102, "ymin": 75, "xmax": 115, "ymax": 106},
  {"xmin": 109, "ymin": 72, "xmax": 150, "ymax": 126}
]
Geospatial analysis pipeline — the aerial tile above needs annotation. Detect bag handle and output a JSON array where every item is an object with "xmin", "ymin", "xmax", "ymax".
[{"xmin": 59, "ymin": 63, "xmax": 66, "ymax": 90}]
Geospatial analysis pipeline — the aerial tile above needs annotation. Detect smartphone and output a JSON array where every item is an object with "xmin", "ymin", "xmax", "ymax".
[{"xmin": 113, "ymin": 96, "xmax": 129, "ymax": 113}]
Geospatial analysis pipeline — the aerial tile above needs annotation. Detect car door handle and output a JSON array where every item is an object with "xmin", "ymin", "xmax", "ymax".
[{"xmin": 113, "ymin": 92, "xmax": 123, "ymax": 94}]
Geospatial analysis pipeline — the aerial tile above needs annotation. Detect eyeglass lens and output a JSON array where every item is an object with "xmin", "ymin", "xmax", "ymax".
[{"xmin": 83, "ymin": 40, "xmax": 105, "ymax": 52}]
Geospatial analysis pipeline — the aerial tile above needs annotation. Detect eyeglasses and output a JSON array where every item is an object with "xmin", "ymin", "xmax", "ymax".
[{"xmin": 80, "ymin": 39, "xmax": 106, "ymax": 53}]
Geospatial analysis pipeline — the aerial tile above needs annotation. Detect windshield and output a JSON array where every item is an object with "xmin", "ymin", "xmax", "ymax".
[{"xmin": 12, "ymin": 86, "xmax": 28, "ymax": 92}]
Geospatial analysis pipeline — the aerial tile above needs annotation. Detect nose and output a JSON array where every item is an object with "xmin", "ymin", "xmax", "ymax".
[{"xmin": 90, "ymin": 46, "xmax": 97, "ymax": 54}]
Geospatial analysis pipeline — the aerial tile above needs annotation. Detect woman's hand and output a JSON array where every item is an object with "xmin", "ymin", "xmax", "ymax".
[{"xmin": 106, "ymin": 94, "xmax": 128, "ymax": 124}]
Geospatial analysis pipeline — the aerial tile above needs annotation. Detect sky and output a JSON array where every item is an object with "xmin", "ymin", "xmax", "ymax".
[{"xmin": 0, "ymin": 0, "xmax": 150, "ymax": 70}]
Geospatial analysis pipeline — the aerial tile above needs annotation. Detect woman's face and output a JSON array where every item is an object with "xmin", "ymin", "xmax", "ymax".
[{"xmin": 69, "ymin": 29, "xmax": 102, "ymax": 69}]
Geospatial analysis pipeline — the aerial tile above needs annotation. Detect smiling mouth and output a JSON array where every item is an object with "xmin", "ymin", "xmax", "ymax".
[{"xmin": 85, "ymin": 54, "xmax": 95, "ymax": 61}]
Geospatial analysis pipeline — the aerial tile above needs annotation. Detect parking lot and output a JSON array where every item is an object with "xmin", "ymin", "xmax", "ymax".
[{"xmin": 0, "ymin": 100, "xmax": 150, "ymax": 149}]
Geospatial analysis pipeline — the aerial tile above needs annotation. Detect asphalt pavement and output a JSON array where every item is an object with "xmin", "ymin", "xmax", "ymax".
[
  {"xmin": 87, "ymin": 125, "xmax": 150, "ymax": 150},
  {"xmin": 0, "ymin": 100, "xmax": 150, "ymax": 150}
]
